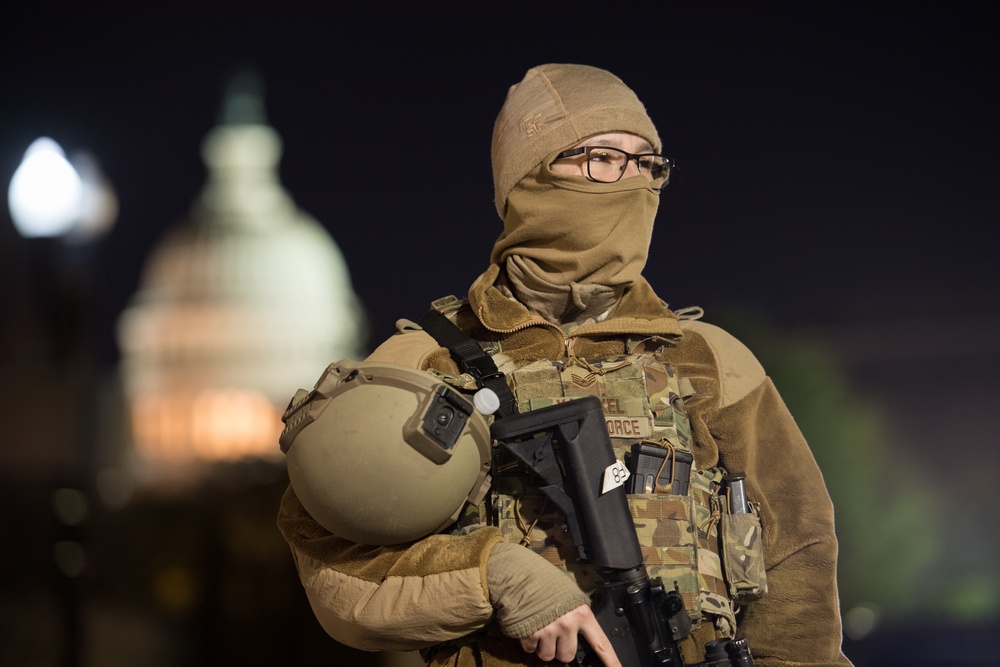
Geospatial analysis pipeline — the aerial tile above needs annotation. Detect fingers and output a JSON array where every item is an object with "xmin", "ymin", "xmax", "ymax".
[
  {"xmin": 519, "ymin": 605, "xmax": 621, "ymax": 666},
  {"xmin": 519, "ymin": 623, "xmax": 574, "ymax": 662},
  {"xmin": 578, "ymin": 610, "xmax": 621, "ymax": 667}
]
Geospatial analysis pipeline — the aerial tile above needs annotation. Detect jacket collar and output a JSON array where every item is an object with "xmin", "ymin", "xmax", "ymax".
[{"xmin": 467, "ymin": 264, "xmax": 684, "ymax": 340}]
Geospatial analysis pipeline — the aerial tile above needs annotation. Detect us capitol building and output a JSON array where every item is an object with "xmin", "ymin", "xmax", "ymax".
[{"xmin": 117, "ymin": 75, "xmax": 365, "ymax": 478}]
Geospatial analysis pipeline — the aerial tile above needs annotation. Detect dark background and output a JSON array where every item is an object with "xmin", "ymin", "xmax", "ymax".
[
  {"xmin": 1, "ymin": 3, "xmax": 998, "ymax": 666},
  {"xmin": 3, "ymin": 3, "xmax": 997, "ymax": 357}
]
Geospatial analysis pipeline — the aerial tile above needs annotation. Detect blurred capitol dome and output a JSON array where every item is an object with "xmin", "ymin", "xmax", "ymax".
[{"xmin": 117, "ymin": 73, "xmax": 365, "ymax": 471}]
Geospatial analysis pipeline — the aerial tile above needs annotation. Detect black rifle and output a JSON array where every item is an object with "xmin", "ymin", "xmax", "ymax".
[
  {"xmin": 492, "ymin": 395, "xmax": 690, "ymax": 666},
  {"xmin": 491, "ymin": 395, "xmax": 754, "ymax": 667}
]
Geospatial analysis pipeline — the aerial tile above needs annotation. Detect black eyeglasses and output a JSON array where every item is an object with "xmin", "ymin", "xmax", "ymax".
[{"xmin": 554, "ymin": 146, "xmax": 674, "ymax": 188}]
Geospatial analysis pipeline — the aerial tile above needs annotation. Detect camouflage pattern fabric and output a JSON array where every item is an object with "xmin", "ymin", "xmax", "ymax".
[
  {"xmin": 489, "ymin": 354, "xmax": 750, "ymax": 632},
  {"xmin": 720, "ymin": 505, "xmax": 768, "ymax": 602},
  {"xmin": 434, "ymin": 325, "xmax": 770, "ymax": 638}
]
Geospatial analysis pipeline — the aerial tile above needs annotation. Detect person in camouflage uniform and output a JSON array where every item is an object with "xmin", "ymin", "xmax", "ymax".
[{"xmin": 278, "ymin": 64, "xmax": 852, "ymax": 667}]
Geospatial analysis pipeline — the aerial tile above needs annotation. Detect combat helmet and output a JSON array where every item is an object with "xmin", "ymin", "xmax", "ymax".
[{"xmin": 279, "ymin": 359, "xmax": 492, "ymax": 545}]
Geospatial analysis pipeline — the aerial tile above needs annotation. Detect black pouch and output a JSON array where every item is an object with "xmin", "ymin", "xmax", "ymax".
[{"xmin": 626, "ymin": 443, "xmax": 693, "ymax": 495}]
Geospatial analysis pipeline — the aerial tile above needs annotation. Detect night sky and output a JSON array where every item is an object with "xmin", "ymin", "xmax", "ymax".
[{"xmin": 2, "ymin": 3, "xmax": 998, "ymax": 363}]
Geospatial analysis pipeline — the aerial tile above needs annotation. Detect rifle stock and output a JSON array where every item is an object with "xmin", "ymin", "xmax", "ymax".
[{"xmin": 491, "ymin": 396, "xmax": 691, "ymax": 667}]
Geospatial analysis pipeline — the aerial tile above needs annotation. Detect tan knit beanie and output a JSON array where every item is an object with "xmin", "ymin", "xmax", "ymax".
[{"xmin": 491, "ymin": 64, "xmax": 660, "ymax": 217}]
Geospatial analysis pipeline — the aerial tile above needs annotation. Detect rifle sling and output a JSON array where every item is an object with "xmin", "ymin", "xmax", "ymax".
[{"xmin": 419, "ymin": 309, "xmax": 518, "ymax": 419}]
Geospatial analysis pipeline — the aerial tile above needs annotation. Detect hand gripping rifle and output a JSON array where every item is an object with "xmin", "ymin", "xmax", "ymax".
[{"xmin": 491, "ymin": 395, "xmax": 754, "ymax": 667}]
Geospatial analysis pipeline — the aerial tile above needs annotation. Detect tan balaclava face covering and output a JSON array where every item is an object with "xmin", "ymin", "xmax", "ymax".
[
  {"xmin": 489, "ymin": 64, "xmax": 662, "ymax": 323},
  {"xmin": 492, "ymin": 154, "xmax": 661, "ymax": 322}
]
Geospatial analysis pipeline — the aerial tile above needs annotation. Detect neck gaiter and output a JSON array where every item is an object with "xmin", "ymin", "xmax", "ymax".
[{"xmin": 490, "ymin": 155, "xmax": 660, "ymax": 323}]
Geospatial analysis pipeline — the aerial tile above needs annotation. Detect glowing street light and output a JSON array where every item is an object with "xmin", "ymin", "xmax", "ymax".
[
  {"xmin": 8, "ymin": 137, "xmax": 84, "ymax": 238},
  {"xmin": 8, "ymin": 137, "xmax": 118, "ymax": 242}
]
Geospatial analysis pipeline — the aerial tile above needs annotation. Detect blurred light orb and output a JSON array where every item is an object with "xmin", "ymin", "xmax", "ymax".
[
  {"xmin": 53, "ymin": 540, "xmax": 87, "ymax": 578},
  {"xmin": 154, "ymin": 565, "xmax": 199, "ymax": 614},
  {"xmin": 843, "ymin": 602, "xmax": 881, "ymax": 640},
  {"xmin": 52, "ymin": 487, "xmax": 89, "ymax": 526},
  {"xmin": 8, "ymin": 137, "xmax": 84, "ymax": 238}
]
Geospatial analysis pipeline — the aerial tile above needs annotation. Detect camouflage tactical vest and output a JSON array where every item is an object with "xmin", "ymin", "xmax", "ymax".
[{"xmin": 434, "ymin": 300, "xmax": 767, "ymax": 640}]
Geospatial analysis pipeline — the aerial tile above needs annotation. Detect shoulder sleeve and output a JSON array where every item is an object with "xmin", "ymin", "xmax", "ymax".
[
  {"xmin": 710, "ymin": 380, "xmax": 851, "ymax": 665},
  {"xmin": 365, "ymin": 330, "xmax": 440, "ymax": 368},
  {"xmin": 365, "ymin": 329, "xmax": 463, "ymax": 377},
  {"xmin": 676, "ymin": 320, "xmax": 852, "ymax": 665},
  {"xmin": 679, "ymin": 319, "xmax": 765, "ymax": 409}
]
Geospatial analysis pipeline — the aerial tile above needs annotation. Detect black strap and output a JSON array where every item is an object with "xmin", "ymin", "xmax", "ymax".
[{"xmin": 419, "ymin": 309, "xmax": 518, "ymax": 418}]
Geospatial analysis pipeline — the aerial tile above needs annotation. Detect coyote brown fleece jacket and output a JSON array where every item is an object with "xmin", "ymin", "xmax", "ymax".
[{"xmin": 277, "ymin": 264, "xmax": 852, "ymax": 666}]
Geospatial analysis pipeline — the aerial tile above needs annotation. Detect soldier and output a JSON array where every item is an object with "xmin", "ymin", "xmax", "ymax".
[{"xmin": 278, "ymin": 64, "xmax": 852, "ymax": 666}]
